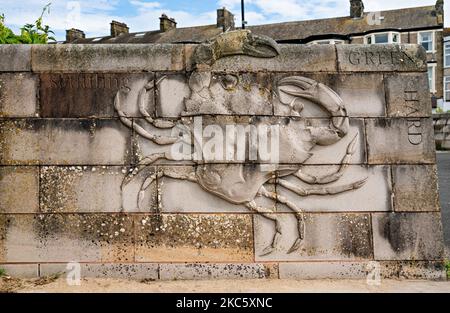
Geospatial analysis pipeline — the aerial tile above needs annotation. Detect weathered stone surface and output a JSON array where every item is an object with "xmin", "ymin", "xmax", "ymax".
[
  {"xmin": 0, "ymin": 119, "xmax": 132, "ymax": 165},
  {"xmin": 336, "ymin": 44, "xmax": 427, "ymax": 72},
  {"xmin": 379, "ymin": 261, "xmax": 446, "ymax": 280},
  {"xmin": 384, "ymin": 73, "xmax": 431, "ymax": 117},
  {"xmin": 279, "ymin": 262, "xmax": 368, "ymax": 279},
  {"xmin": 135, "ymin": 214, "xmax": 253, "ymax": 262},
  {"xmin": 209, "ymin": 45, "xmax": 337, "ymax": 72},
  {"xmin": 0, "ymin": 214, "xmax": 134, "ymax": 262},
  {"xmin": 274, "ymin": 73, "xmax": 386, "ymax": 118},
  {"xmin": 40, "ymin": 73, "xmax": 154, "ymax": 118},
  {"xmin": 40, "ymin": 263, "xmax": 159, "ymax": 280},
  {"xmin": 254, "ymin": 213, "xmax": 372, "ymax": 261},
  {"xmin": 0, "ymin": 264, "xmax": 38, "ymax": 278},
  {"xmin": 372, "ymin": 213, "xmax": 444, "ymax": 261},
  {"xmin": 31, "ymin": 44, "xmax": 185, "ymax": 72},
  {"xmin": 40, "ymin": 166, "xmax": 157, "ymax": 213},
  {"xmin": 160, "ymin": 263, "xmax": 278, "ymax": 280},
  {"xmin": 392, "ymin": 165, "xmax": 440, "ymax": 212},
  {"xmin": 181, "ymin": 72, "xmax": 273, "ymax": 116},
  {"xmin": 156, "ymin": 73, "xmax": 190, "ymax": 118},
  {"xmin": 365, "ymin": 118, "xmax": 435, "ymax": 164},
  {"xmin": 277, "ymin": 165, "xmax": 392, "ymax": 212},
  {"xmin": 0, "ymin": 73, "xmax": 37, "ymax": 117},
  {"xmin": 0, "ymin": 166, "xmax": 39, "ymax": 213},
  {"xmin": 0, "ymin": 45, "xmax": 31, "ymax": 72}
]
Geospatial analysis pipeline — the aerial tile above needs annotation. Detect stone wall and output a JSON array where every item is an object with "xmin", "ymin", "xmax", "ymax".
[
  {"xmin": 433, "ymin": 113, "xmax": 450, "ymax": 150},
  {"xmin": 0, "ymin": 42, "xmax": 446, "ymax": 280}
]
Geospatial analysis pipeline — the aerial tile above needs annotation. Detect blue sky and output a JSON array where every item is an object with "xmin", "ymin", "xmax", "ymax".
[{"xmin": 1, "ymin": 0, "xmax": 445, "ymax": 41}]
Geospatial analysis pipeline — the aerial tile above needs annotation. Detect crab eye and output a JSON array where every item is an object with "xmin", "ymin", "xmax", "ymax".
[{"xmin": 219, "ymin": 74, "xmax": 239, "ymax": 91}]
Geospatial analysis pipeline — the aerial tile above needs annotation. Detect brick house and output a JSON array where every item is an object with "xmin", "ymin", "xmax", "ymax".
[{"xmin": 66, "ymin": 0, "xmax": 445, "ymax": 110}]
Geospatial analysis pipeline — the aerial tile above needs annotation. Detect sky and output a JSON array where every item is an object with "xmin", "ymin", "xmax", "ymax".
[{"xmin": 0, "ymin": 0, "xmax": 447, "ymax": 41}]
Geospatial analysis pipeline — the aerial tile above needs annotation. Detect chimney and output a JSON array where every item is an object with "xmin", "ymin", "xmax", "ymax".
[
  {"xmin": 435, "ymin": 0, "xmax": 444, "ymax": 17},
  {"xmin": 350, "ymin": 0, "xmax": 364, "ymax": 19},
  {"xmin": 65, "ymin": 28, "xmax": 85, "ymax": 42},
  {"xmin": 217, "ymin": 7, "xmax": 235, "ymax": 32},
  {"xmin": 160, "ymin": 14, "xmax": 177, "ymax": 32},
  {"xmin": 110, "ymin": 20, "xmax": 129, "ymax": 37}
]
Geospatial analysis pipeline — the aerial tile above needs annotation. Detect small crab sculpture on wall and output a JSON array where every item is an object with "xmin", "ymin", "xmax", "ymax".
[{"xmin": 114, "ymin": 30, "xmax": 367, "ymax": 256}]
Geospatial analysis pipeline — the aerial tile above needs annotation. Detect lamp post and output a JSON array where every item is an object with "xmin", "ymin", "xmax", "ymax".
[{"xmin": 241, "ymin": 0, "xmax": 246, "ymax": 29}]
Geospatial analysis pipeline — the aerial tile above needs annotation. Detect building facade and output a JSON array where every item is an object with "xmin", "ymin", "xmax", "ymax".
[{"xmin": 66, "ymin": 1, "xmax": 445, "ymax": 110}]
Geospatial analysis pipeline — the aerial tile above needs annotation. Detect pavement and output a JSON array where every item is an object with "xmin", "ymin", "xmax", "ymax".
[
  {"xmin": 0, "ymin": 277, "xmax": 448, "ymax": 293},
  {"xmin": 437, "ymin": 151, "xmax": 450, "ymax": 255}
]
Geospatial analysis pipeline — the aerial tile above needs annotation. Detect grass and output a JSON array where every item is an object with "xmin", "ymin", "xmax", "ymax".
[{"xmin": 0, "ymin": 268, "xmax": 6, "ymax": 277}]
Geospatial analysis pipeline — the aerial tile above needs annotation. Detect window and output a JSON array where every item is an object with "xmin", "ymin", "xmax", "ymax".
[
  {"xmin": 428, "ymin": 64, "xmax": 436, "ymax": 93},
  {"xmin": 308, "ymin": 39, "xmax": 345, "ymax": 45},
  {"xmin": 445, "ymin": 42, "xmax": 450, "ymax": 67},
  {"xmin": 364, "ymin": 32, "xmax": 401, "ymax": 45},
  {"xmin": 445, "ymin": 76, "xmax": 450, "ymax": 101},
  {"xmin": 418, "ymin": 31, "xmax": 434, "ymax": 52}
]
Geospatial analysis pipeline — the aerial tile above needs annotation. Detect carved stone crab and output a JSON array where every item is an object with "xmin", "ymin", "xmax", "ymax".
[{"xmin": 114, "ymin": 30, "xmax": 368, "ymax": 255}]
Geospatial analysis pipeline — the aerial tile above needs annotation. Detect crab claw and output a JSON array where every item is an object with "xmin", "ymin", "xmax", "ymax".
[{"xmin": 194, "ymin": 30, "xmax": 280, "ymax": 66}]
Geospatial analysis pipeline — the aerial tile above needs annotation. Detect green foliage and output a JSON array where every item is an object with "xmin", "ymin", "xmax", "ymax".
[
  {"xmin": 446, "ymin": 261, "xmax": 450, "ymax": 279},
  {"xmin": 0, "ymin": 3, "xmax": 55, "ymax": 44},
  {"xmin": 0, "ymin": 268, "xmax": 6, "ymax": 277}
]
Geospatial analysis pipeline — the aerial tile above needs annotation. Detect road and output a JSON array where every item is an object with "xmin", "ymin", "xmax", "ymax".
[{"xmin": 437, "ymin": 152, "xmax": 450, "ymax": 256}]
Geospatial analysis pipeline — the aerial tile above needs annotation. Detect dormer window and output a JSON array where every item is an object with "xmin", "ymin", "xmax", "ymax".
[
  {"xmin": 308, "ymin": 39, "xmax": 345, "ymax": 45},
  {"xmin": 364, "ymin": 32, "xmax": 401, "ymax": 44}
]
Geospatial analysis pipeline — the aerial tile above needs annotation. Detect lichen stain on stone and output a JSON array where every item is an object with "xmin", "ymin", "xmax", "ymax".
[
  {"xmin": 337, "ymin": 214, "xmax": 372, "ymax": 258},
  {"xmin": 379, "ymin": 213, "xmax": 415, "ymax": 254},
  {"xmin": 0, "ymin": 215, "xmax": 12, "ymax": 262}
]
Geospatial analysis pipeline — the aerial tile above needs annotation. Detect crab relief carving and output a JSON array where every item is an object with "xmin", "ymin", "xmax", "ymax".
[{"xmin": 113, "ymin": 30, "xmax": 368, "ymax": 256}]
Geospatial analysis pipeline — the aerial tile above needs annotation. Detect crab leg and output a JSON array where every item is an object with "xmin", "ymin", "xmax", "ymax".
[
  {"xmin": 245, "ymin": 200, "xmax": 282, "ymax": 256},
  {"xmin": 257, "ymin": 186, "xmax": 305, "ymax": 254},
  {"xmin": 295, "ymin": 133, "xmax": 358, "ymax": 185},
  {"xmin": 277, "ymin": 177, "xmax": 368, "ymax": 196},
  {"xmin": 138, "ymin": 77, "xmax": 175, "ymax": 129},
  {"xmin": 114, "ymin": 87, "xmax": 178, "ymax": 145}
]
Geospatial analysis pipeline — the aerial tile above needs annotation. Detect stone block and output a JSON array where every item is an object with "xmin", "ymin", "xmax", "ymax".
[
  {"xmin": 276, "ymin": 165, "xmax": 392, "ymax": 212},
  {"xmin": 40, "ymin": 263, "xmax": 159, "ymax": 280},
  {"xmin": 273, "ymin": 73, "xmax": 386, "ymax": 118},
  {"xmin": 372, "ymin": 213, "xmax": 444, "ymax": 261},
  {"xmin": 156, "ymin": 73, "xmax": 190, "ymax": 118},
  {"xmin": 336, "ymin": 44, "xmax": 427, "ymax": 72},
  {"xmin": 134, "ymin": 214, "xmax": 253, "ymax": 262},
  {"xmin": 209, "ymin": 45, "xmax": 337, "ymax": 72},
  {"xmin": 0, "ymin": 45, "xmax": 31, "ymax": 72},
  {"xmin": 160, "ymin": 263, "xmax": 278, "ymax": 280},
  {"xmin": 0, "ymin": 264, "xmax": 38, "ymax": 278},
  {"xmin": 40, "ymin": 166, "xmax": 157, "ymax": 213},
  {"xmin": 379, "ymin": 261, "xmax": 446, "ymax": 280},
  {"xmin": 31, "ymin": 44, "xmax": 185, "ymax": 72},
  {"xmin": 392, "ymin": 165, "xmax": 440, "ymax": 212},
  {"xmin": 0, "ymin": 166, "xmax": 39, "ymax": 213},
  {"xmin": 365, "ymin": 118, "xmax": 435, "ymax": 164},
  {"xmin": 0, "ymin": 214, "xmax": 134, "ymax": 263},
  {"xmin": 40, "ymin": 73, "xmax": 155, "ymax": 118},
  {"xmin": 180, "ymin": 72, "xmax": 273, "ymax": 116},
  {"xmin": 385, "ymin": 73, "xmax": 431, "ymax": 117},
  {"xmin": 0, "ymin": 119, "xmax": 132, "ymax": 165},
  {"xmin": 254, "ymin": 213, "xmax": 372, "ymax": 261},
  {"xmin": 0, "ymin": 73, "xmax": 37, "ymax": 117},
  {"xmin": 279, "ymin": 262, "xmax": 368, "ymax": 279}
]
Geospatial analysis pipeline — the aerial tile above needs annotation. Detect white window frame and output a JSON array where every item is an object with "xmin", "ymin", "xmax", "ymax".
[
  {"xmin": 428, "ymin": 63, "xmax": 437, "ymax": 93},
  {"xmin": 418, "ymin": 31, "xmax": 435, "ymax": 53},
  {"xmin": 444, "ymin": 40, "xmax": 450, "ymax": 68},
  {"xmin": 444, "ymin": 76, "xmax": 450, "ymax": 102},
  {"xmin": 364, "ymin": 32, "xmax": 401, "ymax": 44},
  {"xmin": 308, "ymin": 39, "xmax": 345, "ymax": 45}
]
